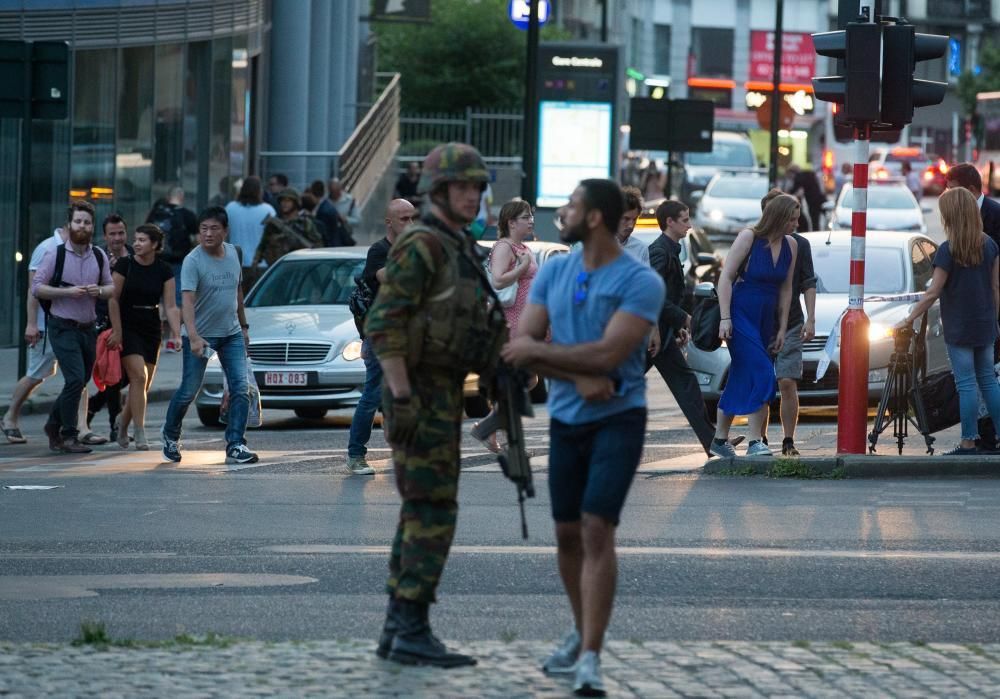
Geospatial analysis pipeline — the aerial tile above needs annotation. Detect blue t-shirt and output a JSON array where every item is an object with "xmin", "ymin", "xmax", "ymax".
[
  {"xmin": 934, "ymin": 236, "xmax": 1000, "ymax": 347},
  {"xmin": 530, "ymin": 249, "xmax": 665, "ymax": 425}
]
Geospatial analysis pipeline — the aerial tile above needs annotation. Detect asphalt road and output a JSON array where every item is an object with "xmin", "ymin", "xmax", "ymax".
[{"xmin": 2, "ymin": 383, "xmax": 1000, "ymax": 645}]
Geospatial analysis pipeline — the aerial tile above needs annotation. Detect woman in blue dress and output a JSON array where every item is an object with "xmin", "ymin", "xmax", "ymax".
[{"xmin": 710, "ymin": 193, "xmax": 799, "ymax": 457}]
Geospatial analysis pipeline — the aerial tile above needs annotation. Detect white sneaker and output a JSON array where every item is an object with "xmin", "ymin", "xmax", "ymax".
[
  {"xmin": 746, "ymin": 440, "xmax": 773, "ymax": 457},
  {"xmin": 542, "ymin": 628, "xmax": 580, "ymax": 674},
  {"xmin": 346, "ymin": 456, "xmax": 375, "ymax": 475},
  {"xmin": 573, "ymin": 650, "xmax": 606, "ymax": 696}
]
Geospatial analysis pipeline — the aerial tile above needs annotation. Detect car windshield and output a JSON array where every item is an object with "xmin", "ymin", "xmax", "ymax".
[
  {"xmin": 812, "ymin": 246, "xmax": 905, "ymax": 294},
  {"xmin": 838, "ymin": 185, "xmax": 916, "ymax": 210},
  {"xmin": 685, "ymin": 142, "xmax": 756, "ymax": 167},
  {"xmin": 247, "ymin": 258, "xmax": 366, "ymax": 307},
  {"xmin": 707, "ymin": 177, "xmax": 769, "ymax": 199}
]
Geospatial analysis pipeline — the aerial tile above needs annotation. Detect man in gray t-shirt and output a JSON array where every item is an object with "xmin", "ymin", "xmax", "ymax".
[{"xmin": 161, "ymin": 206, "xmax": 259, "ymax": 466}]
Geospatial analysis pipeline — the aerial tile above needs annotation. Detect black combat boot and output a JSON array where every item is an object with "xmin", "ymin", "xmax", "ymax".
[
  {"xmin": 387, "ymin": 599, "xmax": 477, "ymax": 668},
  {"xmin": 375, "ymin": 596, "xmax": 401, "ymax": 659}
]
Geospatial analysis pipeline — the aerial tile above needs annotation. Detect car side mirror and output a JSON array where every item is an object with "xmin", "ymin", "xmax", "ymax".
[
  {"xmin": 696, "ymin": 252, "xmax": 716, "ymax": 265},
  {"xmin": 690, "ymin": 190, "xmax": 704, "ymax": 205},
  {"xmin": 694, "ymin": 281, "xmax": 716, "ymax": 298}
]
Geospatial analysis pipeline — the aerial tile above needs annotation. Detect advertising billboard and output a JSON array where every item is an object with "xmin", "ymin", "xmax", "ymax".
[
  {"xmin": 749, "ymin": 31, "xmax": 816, "ymax": 84},
  {"xmin": 537, "ymin": 101, "xmax": 612, "ymax": 207}
]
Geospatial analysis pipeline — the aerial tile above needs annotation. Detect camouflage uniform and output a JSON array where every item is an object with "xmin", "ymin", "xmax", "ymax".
[
  {"xmin": 366, "ymin": 210, "xmax": 506, "ymax": 603},
  {"xmin": 252, "ymin": 188, "xmax": 322, "ymax": 268}
]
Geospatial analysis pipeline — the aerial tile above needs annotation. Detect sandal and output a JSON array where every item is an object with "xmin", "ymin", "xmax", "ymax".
[
  {"xmin": 2, "ymin": 422, "xmax": 26, "ymax": 445},
  {"xmin": 80, "ymin": 432, "xmax": 109, "ymax": 446},
  {"xmin": 471, "ymin": 429, "xmax": 502, "ymax": 455}
]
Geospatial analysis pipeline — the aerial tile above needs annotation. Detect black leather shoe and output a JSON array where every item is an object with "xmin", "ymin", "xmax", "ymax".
[
  {"xmin": 387, "ymin": 600, "xmax": 476, "ymax": 668},
  {"xmin": 375, "ymin": 596, "xmax": 400, "ymax": 659}
]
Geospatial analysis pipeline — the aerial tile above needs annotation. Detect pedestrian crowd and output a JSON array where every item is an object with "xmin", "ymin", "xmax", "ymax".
[{"xmin": 6, "ymin": 139, "xmax": 1000, "ymax": 697}]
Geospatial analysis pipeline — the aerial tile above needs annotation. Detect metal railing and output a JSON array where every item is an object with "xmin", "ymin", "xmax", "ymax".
[
  {"xmin": 257, "ymin": 73, "xmax": 400, "ymax": 210},
  {"xmin": 399, "ymin": 107, "xmax": 523, "ymax": 164}
]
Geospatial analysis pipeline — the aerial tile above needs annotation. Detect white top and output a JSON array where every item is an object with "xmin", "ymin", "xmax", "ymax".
[
  {"xmin": 622, "ymin": 235, "xmax": 651, "ymax": 266},
  {"xmin": 28, "ymin": 229, "xmax": 66, "ymax": 329},
  {"xmin": 225, "ymin": 201, "xmax": 276, "ymax": 265}
]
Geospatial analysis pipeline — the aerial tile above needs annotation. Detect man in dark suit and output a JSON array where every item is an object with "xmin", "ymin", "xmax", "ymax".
[
  {"xmin": 945, "ymin": 162, "xmax": 1000, "ymax": 245},
  {"xmin": 647, "ymin": 200, "xmax": 717, "ymax": 456}
]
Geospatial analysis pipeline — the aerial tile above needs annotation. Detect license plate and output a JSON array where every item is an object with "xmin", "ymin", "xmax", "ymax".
[{"xmin": 264, "ymin": 371, "xmax": 308, "ymax": 386}]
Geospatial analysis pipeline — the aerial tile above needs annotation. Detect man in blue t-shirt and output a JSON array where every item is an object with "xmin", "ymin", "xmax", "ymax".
[{"xmin": 501, "ymin": 179, "xmax": 664, "ymax": 696}]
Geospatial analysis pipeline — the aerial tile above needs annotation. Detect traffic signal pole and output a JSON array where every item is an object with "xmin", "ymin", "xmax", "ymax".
[{"xmin": 837, "ymin": 125, "xmax": 872, "ymax": 453}]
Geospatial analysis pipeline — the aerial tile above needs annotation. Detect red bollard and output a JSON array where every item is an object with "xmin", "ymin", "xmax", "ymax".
[
  {"xmin": 837, "ymin": 309, "xmax": 870, "ymax": 453},
  {"xmin": 836, "ymin": 127, "xmax": 871, "ymax": 454}
]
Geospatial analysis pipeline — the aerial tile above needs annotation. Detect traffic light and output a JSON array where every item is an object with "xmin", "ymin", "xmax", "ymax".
[
  {"xmin": 812, "ymin": 23, "xmax": 882, "ymax": 124},
  {"xmin": 880, "ymin": 25, "xmax": 947, "ymax": 128}
]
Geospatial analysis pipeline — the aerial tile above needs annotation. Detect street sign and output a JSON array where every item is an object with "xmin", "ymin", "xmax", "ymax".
[{"xmin": 509, "ymin": 0, "xmax": 549, "ymax": 31}]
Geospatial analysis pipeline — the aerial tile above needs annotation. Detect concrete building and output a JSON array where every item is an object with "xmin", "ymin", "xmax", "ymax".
[{"xmin": 0, "ymin": 0, "xmax": 373, "ymax": 347}]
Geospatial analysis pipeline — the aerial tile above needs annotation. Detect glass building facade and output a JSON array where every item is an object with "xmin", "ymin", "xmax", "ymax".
[{"xmin": 0, "ymin": 0, "xmax": 267, "ymax": 346}]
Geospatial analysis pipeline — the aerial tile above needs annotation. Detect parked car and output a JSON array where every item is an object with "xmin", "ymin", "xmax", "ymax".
[
  {"xmin": 463, "ymin": 240, "xmax": 571, "ymax": 417},
  {"xmin": 827, "ymin": 182, "xmax": 927, "ymax": 233},
  {"xmin": 692, "ymin": 171, "xmax": 771, "ymax": 242},
  {"xmin": 685, "ymin": 230, "xmax": 948, "ymax": 412},
  {"xmin": 195, "ymin": 248, "xmax": 368, "ymax": 426},
  {"xmin": 632, "ymin": 205, "xmax": 724, "ymax": 313}
]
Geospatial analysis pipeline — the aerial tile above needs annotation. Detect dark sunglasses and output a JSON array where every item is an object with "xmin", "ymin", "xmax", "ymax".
[{"xmin": 574, "ymin": 270, "xmax": 591, "ymax": 305}]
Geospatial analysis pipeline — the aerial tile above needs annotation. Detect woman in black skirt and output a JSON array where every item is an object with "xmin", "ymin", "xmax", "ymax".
[{"xmin": 108, "ymin": 223, "xmax": 181, "ymax": 449}]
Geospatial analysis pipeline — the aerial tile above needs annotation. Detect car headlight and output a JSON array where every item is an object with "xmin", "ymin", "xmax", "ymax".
[
  {"xmin": 868, "ymin": 322, "xmax": 893, "ymax": 343},
  {"xmin": 341, "ymin": 340, "xmax": 363, "ymax": 361},
  {"xmin": 709, "ymin": 209, "xmax": 725, "ymax": 222}
]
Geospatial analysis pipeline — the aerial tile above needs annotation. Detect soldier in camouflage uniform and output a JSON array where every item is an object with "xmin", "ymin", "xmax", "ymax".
[
  {"xmin": 251, "ymin": 188, "xmax": 323, "ymax": 269},
  {"xmin": 366, "ymin": 143, "xmax": 507, "ymax": 668}
]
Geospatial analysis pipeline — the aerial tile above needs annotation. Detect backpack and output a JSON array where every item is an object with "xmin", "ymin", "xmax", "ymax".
[
  {"xmin": 148, "ymin": 203, "xmax": 191, "ymax": 263},
  {"xmin": 40, "ymin": 243, "xmax": 106, "ymax": 349},
  {"xmin": 348, "ymin": 274, "xmax": 376, "ymax": 336}
]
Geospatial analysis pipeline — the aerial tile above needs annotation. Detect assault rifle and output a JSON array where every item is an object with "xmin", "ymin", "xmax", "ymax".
[{"xmin": 480, "ymin": 362, "xmax": 536, "ymax": 538}]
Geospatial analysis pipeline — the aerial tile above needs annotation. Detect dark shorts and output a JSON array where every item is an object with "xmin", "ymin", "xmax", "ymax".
[{"xmin": 548, "ymin": 408, "xmax": 647, "ymax": 526}]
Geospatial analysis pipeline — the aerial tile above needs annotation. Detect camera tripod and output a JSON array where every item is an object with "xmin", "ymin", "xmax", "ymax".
[{"xmin": 868, "ymin": 314, "xmax": 936, "ymax": 455}]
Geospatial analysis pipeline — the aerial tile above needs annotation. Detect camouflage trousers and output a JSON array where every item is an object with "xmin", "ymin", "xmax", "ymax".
[{"xmin": 384, "ymin": 369, "xmax": 465, "ymax": 603}]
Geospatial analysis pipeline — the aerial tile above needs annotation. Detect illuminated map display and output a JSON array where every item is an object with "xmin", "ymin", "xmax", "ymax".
[{"xmin": 537, "ymin": 100, "xmax": 612, "ymax": 208}]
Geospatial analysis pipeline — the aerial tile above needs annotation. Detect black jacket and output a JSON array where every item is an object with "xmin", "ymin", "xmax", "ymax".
[
  {"xmin": 982, "ymin": 196, "xmax": 1000, "ymax": 248},
  {"xmin": 648, "ymin": 234, "xmax": 688, "ymax": 341}
]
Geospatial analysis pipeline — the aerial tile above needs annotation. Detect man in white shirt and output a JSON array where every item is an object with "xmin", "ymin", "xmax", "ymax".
[
  {"xmin": 1, "ymin": 227, "xmax": 67, "ymax": 444},
  {"xmin": 618, "ymin": 186, "xmax": 649, "ymax": 266}
]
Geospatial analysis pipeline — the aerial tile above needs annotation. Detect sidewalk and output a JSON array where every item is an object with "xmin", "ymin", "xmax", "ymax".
[
  {"xmin": 0, "ymin": 346, "xmax": 183, "ymax": 417},
  {"xmin": 1, "ymin": 639, "xmax": 997, "ymax": 697}
]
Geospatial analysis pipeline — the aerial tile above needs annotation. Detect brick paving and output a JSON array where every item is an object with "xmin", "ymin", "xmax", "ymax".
[{"xmin": 2, "ymin": 640, "xmax": 1000, "ymax": 697}]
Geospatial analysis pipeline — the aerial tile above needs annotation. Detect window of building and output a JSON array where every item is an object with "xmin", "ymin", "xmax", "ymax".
[
  {"xmin": 183, "ymin": 41, "xmax": 211, "ymax": 210},
  {"xmin": 209, "ymin": 37, "xmax": 233, "ymax": 208},
  {"xmin": 231, "ymin": 36, "xmax": 250, "ymax": 181},
  {"xmin": 629, "ymin": 17, "xmax": 642, "ymax": 68},
  {"xmin": 71, "ymin": 49, "xmax": 117, "ymax": 226},
  {"xmin": 688, "ymin": 87, "xmax": 732, "ymax": 109},
  {"xmin": 654, "ymin": 24, "xmax": 671, "ymax": 75},
  {"xmin": 691, "ymin": 27, "xmax": 733, "ymax": 78},
  {"xmin": 116, "ymin": 46, "xmax": 154, "ymax": 231},
  {"xmin": 154, "ymin": 44, "xmax": 184, "ymax": 201}
]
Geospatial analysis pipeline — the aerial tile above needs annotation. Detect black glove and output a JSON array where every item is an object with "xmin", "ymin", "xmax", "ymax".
[{"xmin": 387, "ymin": 396, "xmax": 419, "ymax": 446}]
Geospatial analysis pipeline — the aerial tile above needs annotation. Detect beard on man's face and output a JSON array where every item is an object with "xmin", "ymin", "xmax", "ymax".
[
  {"xmin": 69, "ymin": 226, "xmax": 92, "ymax": 246},
  {"xmin": 560, "ymin": 220, "xmax": 586, "ymax": 244}
]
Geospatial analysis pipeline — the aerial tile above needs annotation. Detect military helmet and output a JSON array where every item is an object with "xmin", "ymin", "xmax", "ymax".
[
  {"xmin": 276, "ymin": 187, "xmax": 301, "ymax": 208},
  {"xmin": 417, "ymin": 142, "xmax": 489, "ymax": 194}
]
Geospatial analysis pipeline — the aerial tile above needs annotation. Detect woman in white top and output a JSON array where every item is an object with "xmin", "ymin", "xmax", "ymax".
[{"xmin": 224, "ymin": 175, "xmax": 275, "ymax": 288}]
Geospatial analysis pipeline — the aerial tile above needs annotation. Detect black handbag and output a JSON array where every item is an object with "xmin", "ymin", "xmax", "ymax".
[
  {"xmin": 691, "ymin": 292, "xmax": 722, "ymax": 352},
  {"xmin": 914, "ymin": 369, "xmax": 960, "ymax": 434}
]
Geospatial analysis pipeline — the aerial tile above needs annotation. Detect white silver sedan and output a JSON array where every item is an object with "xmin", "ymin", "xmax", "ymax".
[
  {"xmin": 195, "ymin": 248, "xmax": 368, "ymax": 426},
  {"xmin": 829, "ymin": 183, "xmax": 927, "ymax": 233}
]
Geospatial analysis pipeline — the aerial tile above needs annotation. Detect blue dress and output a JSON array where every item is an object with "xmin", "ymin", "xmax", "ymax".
[{"xmin": 719, "ymin": 236, "xmax": 792, "ymax": 416}]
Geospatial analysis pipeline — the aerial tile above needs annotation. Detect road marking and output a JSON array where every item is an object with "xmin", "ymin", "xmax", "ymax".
[
  {"xmin": 260, "ymin": 544, "xmax": 1000, "ymax": 561},
  {"xmin": 0, "ymin": 573, "xmax": 318, "ymax": 600}
]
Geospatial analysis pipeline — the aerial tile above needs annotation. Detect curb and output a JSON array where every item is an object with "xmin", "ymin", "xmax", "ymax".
[
  {"xmin": 2, "ymin": 387, "xmax": 176, "ymax": 418},
  {"xmin": 703, "ymin": 455, "xmax": 1000, "ymax": 478}
]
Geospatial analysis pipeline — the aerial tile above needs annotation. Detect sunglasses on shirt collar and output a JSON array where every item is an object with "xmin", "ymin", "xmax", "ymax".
[{"xmin": 573, "ymin": 270, "xmax": 591, "ymax": 305}]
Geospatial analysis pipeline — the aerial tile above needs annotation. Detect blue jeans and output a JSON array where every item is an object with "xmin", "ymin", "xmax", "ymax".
[
  {"xmin": 347, "ymin": 338, "xmax": 383, "ymax": 458},
  {"xmin": 945, "ymin": 343, "xmax": 1000, "ymax": 441},
  {"xmin": 163, "ymin": 333, "xmax": 250, "ymax": 449}
]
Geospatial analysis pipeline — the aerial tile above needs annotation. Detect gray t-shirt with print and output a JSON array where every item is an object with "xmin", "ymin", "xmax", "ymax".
[{"xmin": 180, "ymin": 243, "xmax": 242, "ymax": 338}]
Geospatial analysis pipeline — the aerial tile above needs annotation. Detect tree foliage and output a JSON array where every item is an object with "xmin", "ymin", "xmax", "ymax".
[
  {"xmin": 374, "ymin": 0, "xmax": 568, "ymax": 113},
  {"xmin": 957, "ymin": 39, "xmax": 1000, "ymax": 117}
]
